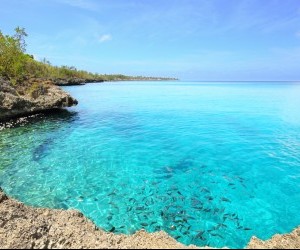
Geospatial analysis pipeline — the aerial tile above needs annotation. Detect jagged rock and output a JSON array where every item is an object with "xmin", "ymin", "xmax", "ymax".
[
  {"xmin": 53, "ymin": 78, "xmax": 103, "ymax": 86},
  {"xmin": 0, "ymin": 78, "xmax": 78, "ymax": 121},
  {"xmin": 247, "ymin": 228, "xmax": 300, "ymax": 249},
  {"xmin": 1, "ymin": 187, "xmax": 298, "ymax": 249},
  {"xmin": 53, "ymin": 78, "xmax": 86, "ymax": 86},
  {"xmin": 0, "ymin": 188, "xmax": 8, "ymax": 203},
  {"xmin": 0, "ymin": 189, "xmax": 198, "ymax": 249}
]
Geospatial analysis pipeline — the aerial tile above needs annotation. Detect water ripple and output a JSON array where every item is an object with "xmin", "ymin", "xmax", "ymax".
[{"xmin": 1, "ymin": 82, "xmax": 300, "ymax": 248}]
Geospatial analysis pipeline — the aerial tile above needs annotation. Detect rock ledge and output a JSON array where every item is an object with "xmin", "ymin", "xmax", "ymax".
[{"xmin": 0, "ymin": 78, "xmax": 78, "ymax": 121}]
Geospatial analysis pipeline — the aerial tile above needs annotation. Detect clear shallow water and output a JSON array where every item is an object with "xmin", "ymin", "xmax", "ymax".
[{"xmin": 1, "ymin": 81, "xmax": 300, "ymax": 248}]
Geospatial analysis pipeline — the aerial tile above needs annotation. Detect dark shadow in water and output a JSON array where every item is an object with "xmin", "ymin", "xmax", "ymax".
[
  {"xmin": 31, "ymin": 109, "xmax": 79, "ymax": 125},
  {"xmin": 0, "ymin": 109, "xmax": 79, "ymax": 130},
  {"xmin": 31, "ymin": 110, "xmax": 79, "ymax": 162},
  {"xmin": 95, "ymin": 110, "xmax": 142, "ymax": 138},
  {"xmin": 155, "ymin": 157, "xmax": 195, "ymax": 180},
  {"xmin": 32, "ymin": 138, "xmax": 54, "ymax": 162},
  {"xmin": 0, "ymin": 109, "xmax": 79, "ymax": 163}
]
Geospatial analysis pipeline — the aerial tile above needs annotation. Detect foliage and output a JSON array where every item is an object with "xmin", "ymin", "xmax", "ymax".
[
  {"xmin": 0, "ymin": 27, "xmax": 177, "ymax": 83},
  {"xmin": 0, "ymin": 27, "xmax": 28, "ymax": 83}
]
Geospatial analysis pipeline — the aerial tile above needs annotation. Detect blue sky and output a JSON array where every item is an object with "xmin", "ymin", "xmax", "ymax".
[{"xmin": 1, "ymin": 0, "xmax": 300, "ymax": 80}]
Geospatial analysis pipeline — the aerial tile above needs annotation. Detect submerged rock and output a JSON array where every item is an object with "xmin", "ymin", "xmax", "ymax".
[{"xmin": 0, "ymin": 78, "xmax": 78, "ymax": 121}]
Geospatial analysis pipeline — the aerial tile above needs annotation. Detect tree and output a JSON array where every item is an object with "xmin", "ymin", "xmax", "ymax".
[
  {"xmin": 13, "ymin": 27, "xmax": 27, "ymax": 52},
  {"xmin": 0, "ymin": 27, "xmax": 28, "ymax": 82}
]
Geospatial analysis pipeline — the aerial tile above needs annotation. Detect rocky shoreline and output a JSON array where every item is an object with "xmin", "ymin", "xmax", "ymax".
[
  {"xmin": 1, "ymin": 78, "xmax": 300, "ymax": 249},
  {"xmin": 0, "ymin": 189, "xmax": 299, "ymax": 249},
  {"xmin": 52, "ymin": 77, "xmax": 178, "ymax": 86},
  {"xmin": 0, "ymin": 77, "xmax": 78, "ymax": 121},
  {"xmin": 52, "ymin": 77, "xmax": 102, "ymax": 86},
  {"xmin": 246, "ymin": 228, "xmax": 300, "ymax": 249},
  {"xmin": 0, "ymin": 76, "xmax": 177, "ymax": 121},
  {"xmin": 0, "ymin": 189, "xmax": 197, "ymax": 249}
]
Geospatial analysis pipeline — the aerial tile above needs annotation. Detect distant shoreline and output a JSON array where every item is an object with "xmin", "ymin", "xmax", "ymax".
[
  {"xmin": 53, "ymin": 77, "xmax": 178, "ymax": 86},
  {"xmin": 179, "ymin": 80, "xmax": 300, "ymax": 83}
]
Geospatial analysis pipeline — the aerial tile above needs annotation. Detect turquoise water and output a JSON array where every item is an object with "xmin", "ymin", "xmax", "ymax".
[{"xmin": 1, "ymin": 81, "xmax": 300, "ymax": 248}]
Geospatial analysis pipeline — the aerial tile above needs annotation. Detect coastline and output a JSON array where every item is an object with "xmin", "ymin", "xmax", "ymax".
[
  {"xmin": 0, "ymin": 189, "xmax": 299, "ymax": 249},
  {"xmin": 0, "ymin": 77, "xmax": 78, "ymax": 121},
  {"xmin": 1, "ymin": 79, "xmax": 300, "ymax": 249},
  {"xmin": 52, "ymin": 77, "xmax": 179, "ymax": 86},
  {"xmin": 0, "ymin": 76, "xmax": 177, "ymax": 122},
  {"xmin": 0, "ymin": 189, "xmax": 198, "ymax": 249}
]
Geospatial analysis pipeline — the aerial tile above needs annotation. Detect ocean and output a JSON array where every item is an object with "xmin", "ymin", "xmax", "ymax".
[{"xmin": 1, "ymin": 81, "xmax": 300, "ymax": 248}]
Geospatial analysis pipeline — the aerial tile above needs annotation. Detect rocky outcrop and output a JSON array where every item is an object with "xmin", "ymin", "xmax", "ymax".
[
  {"xmin": 53, "ymin": 78, "xmax": 103, "ymax": 86},
  {"xmin": 0, "ymin": 189, "xmax": 197, "ymax": 249},
  {"xmin": 0, "ymin": 188, "xmax": 299, "ymax": 249},
  {"xmin": 247, "ymin": 228, "xmax": 300, "ymax": 249},
  {"xmin": 0, "ymin": 78, "xmax": 78, "ymax": 121}
]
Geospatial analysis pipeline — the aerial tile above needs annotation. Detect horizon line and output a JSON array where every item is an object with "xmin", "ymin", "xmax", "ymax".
[{"xmin": 179, "ymin": 80, "xmax": 300, "ymax": 82}]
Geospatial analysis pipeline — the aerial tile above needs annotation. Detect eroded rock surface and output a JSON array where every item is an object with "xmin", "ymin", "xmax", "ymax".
[
  {"xmin": 52, "ymin": 77, "xmax": 101, "ymax": 86},
  {"xmin": 0, "ymin": 189, "xmax": 300, "ymax": 249},
  {"xmin": 247, "ymin": 228, "xmax": 300, "ymax": 249},
  {"xmin": 0, "ymin": 189, "xmax": 197, "ymax": 249},
  {"xmin": 0, "ymin": 78, "xmax": 78, "ymax": 121}
]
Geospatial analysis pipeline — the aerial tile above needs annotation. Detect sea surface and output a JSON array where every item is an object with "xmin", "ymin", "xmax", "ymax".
[{"xmin": 1, "ymin": 81, "xmax": 300, "ymax": 248}]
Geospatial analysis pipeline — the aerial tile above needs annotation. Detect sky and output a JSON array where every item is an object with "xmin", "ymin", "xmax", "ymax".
[{"xmin": 1, "ymin": 0, "xmax": 300, "ymax": 81}]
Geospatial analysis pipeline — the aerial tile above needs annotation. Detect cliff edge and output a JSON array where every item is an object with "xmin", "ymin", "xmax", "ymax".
[{"xmin": 0, "ymin": 78, "xmax": 78, "ymax": 121}]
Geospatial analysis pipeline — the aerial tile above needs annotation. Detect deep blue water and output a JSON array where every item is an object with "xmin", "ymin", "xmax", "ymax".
[{"xmin": 1, "ymin": 81, "xmax": 300, "ymax": 248}]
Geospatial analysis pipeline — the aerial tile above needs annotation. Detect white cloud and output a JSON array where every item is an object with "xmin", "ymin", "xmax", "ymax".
[{"xmin": 98, "ymin": 34, "xmax": 112, "ymax": 43}]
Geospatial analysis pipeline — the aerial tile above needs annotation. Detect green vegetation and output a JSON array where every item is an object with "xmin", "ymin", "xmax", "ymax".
[
  {"xmin": 0, "ymin": 27, "xmax": 102, "ymax": 82},
  {"xmin": 0, "ymin": 27, "xmax": 177, "ymax": 84},
  {"xmin": 0, "ymin": 27, "xmax": 29, "ymax": 83}
]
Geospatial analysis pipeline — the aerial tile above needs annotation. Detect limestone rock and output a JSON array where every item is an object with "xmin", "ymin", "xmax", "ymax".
[
  {"xmin": 53, "ymin": 78, "xmax": 102, "ymax": 86},
  {"xmin": 0, "ymin": 189, "xmax": 198, "ymax": 249},
  {"xmin": 0, "ymin": 78, "xmax": 78, "ymax": 121},
  {"xmin": 247, "ymin": 228, "xmax": 300, "ymax": 249},
  {"xmin": 1, "ymin": 187, "xmax": 299, "ymax": 249}
]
